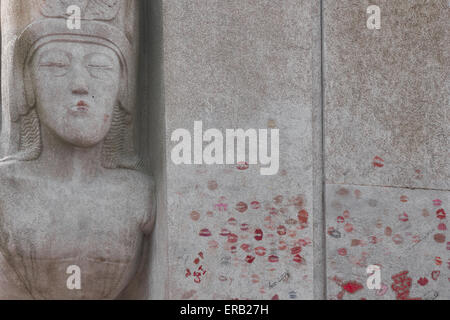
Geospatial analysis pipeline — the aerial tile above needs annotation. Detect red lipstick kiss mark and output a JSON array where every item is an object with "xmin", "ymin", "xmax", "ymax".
[
  {"xmin": 392, "ymin": 234, "xmax": 404, "ymax": 244},
  {"xmin": 337, "ymin": 248, "xmax": 347, "ymax": 256},
  {"xmin": 77, "ymin": 100, "xmax": 88, "ymax": 107},
  {"xmin": 199, "ymin": 229, "xmax": 212, "ymax": 237},
  {"xmin": 434, "ymin": 233, "xmax": 446, "ymax": 243},
  {"xmin": 277, "ymin": 225, "xmax": 287, "ymax": 236},
  {"xmin": 214, "ymin": 203, "xmax": 228, "ymax": 211},
  {"xmin": 327, "ymin": 227, "xmax": 341, "ymax": 239},
  {"xmin": 289, "ymin": 195, "xmax": 305, "ymax": 209},
  {"xmin": 293, "ymin": 255, "xmax": 304, "ymax": 264},
  {"xmin": 250, "ymin": 201, "xmax": 261, "ymax": 210},
  {"xmin": 273, "ymin": 195, "xmax": 283, "ymax": 205},
  {"xmin": 337, "ymin": 216, "xmax": 345, "ymax": 224},
  {"xmin": 400, "ymin": 195, "xmax": 408, "ymax": 203},
  {"xmin": 245, "ymin": 255, "xmax": 256, "ymax": 264},
  {"xmin": 228, "ymin": 233, "xmax": 238, "ymax": 243},
  {"xmin": 417, "ymin": 277, "xmax": 428, "ymax": 286},
  {"xmin": 208, "ymin": 240, "xmax": 219, "ymax": 249},
  {"xmin": 343, "ymin": 210, "xmax": 350, "ymax": 219},
  {"xmin": 240, "ymin": 223, "xmax": 249, "ymax": 232},
  {"xmin": 240, "ymin": 244, "xmax": 251, "ymax": 253},
  {"xmin": 435, "ymin": 257, "xmax": 442, "ymax": 266},
  {"xmin": 291, "ymin": 247, "xmax": 302, "ymax": 255},
  {"xmin": 228, "ymin": 218, "xmax": 237, "ymax": 226},
  {"xmin": 272, "ymin": 295, "xmax": 279, "ymax": 300},
  {"xmin": 286, "ymin": 218, "xmax": 297, "ymax": 225},
  {"xmin": 190, "ymin": 211, "xmax": 200, "ymax": 221},
  {"xmin": 235, "ymin": 202, "xmax": 248, "ymax": 213},
  {"xmin": 220, "ymin": 228, "xmax": 230, "ymax": 237},
  {"xmin": 433, "ymin": 199, "xmax": 442, "ymax": 206},
  {"xmin": 431, "ymin": 271, "xmax": 440, "ymax": 281},
  {"xmin": 399, "ymin": 212, "xmax": 409, "ymax": 222},
  {"xmin": 438, "ymin": 223, "xmax": 447, "ymax": 231},
  {"xmin": 376, "ymin": 284, "xmax": 388, "ymax": 296},
  {"xmin": 277, "ymin": 241, "xmax": 287, "ymax": 251},
  {"xmin": 436, "ymin": 209, "xmax": 446, "ymax": 220},
  {"xmin": 337, "ymin": 188, "xmax": 350, "ymax": 196},
  {"xmin": 254, "ymin": 229, "xmax": 264, "ymax": 241},
  {"xmin": 255, "ymin": 247, "xmax": 266, "ymax": 256},
  {"xmin": 373, "ymin": 156, "xmax": 384, "ymax": 168},
  {"xmin": 207, "ymin": 180, "xmax": 218, "ymax": 191},
  {"xmin": 268, "ymin": 255, "xmax": 279, "ymax": 263},
  {"xmin": 344, "ymin": 223, "xmax": 354, "ymax": 233},
  {"xmin": 385, "ymin": 227, "xmax": 392, "ymax": 237},
  {"xmin": 237, "ymin": 162, "xmax": 249, "ymax": 170},
  {"xmin": 298, "ymin": 210, "xmax": 309, "ymax": 226},
  {"xmin": 342, "ymin": 281, "xmax": 364, "ymax": 294},
  {"xmin": 351, "ymin": 239, "xmax": 361, "ymax": 247},
  {"xmin": 447, "ymin": 242, "xmax": 450, "ymax": 250}
]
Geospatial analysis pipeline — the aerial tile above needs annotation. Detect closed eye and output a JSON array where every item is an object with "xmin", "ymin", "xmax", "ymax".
[
  {"xmin": 88, "ymin": 65, "xmax": 113, "ymax": 70},
  {"xmin": 40, "ymin": 62, "xmax": 69, "ymax": 68}
]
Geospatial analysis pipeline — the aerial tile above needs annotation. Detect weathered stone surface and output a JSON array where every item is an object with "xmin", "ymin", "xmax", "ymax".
[
  {"xmin": 0, "ymin": 0, "xmax": 446, "ymax": 301},
  {"xmin": 326, "ymin": 184, "xmax": 449, "ymax": 300},
  {"xmin": 323, "ymin": 0, "xmax": 449, "ymax": 190},
  {"xmin": 0, "ymin": 0, "xmax": 154, "ymax": 299},
  {"xmin": 323, "ymin": 0, "xmax": 449, "ymax": 300},
  {"xmin": 162, "ymin": 0, "xmax": 320, "ymax": 299}
]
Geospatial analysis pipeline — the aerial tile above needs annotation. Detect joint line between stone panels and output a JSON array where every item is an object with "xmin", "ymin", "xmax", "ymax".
[
  {"xmin": 319, "ymin": 0, "xmax": 327, "ymax": 300},
  {"xmin": 326, "ymin": 182, "xmax": 450, "ymax": 193}
]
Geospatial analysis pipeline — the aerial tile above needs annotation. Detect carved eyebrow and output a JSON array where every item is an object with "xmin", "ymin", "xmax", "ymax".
[
  {"xmin": 84, "ymin": 53, "xmax": 115, "ymax": 67},
  {"xmin": 38, "ymin": 49, "xmax": 72, "ymax": 64}
]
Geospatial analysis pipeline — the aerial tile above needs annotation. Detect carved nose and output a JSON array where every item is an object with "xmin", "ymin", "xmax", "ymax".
[{"xmin": 71, "ymin": 64, "xmax": 89, "ymax": 95}]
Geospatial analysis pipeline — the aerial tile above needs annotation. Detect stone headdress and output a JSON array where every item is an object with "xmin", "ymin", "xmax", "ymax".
[{"xmin": 1, "ymin": 0, "xmax": 141, "ymax": 169}]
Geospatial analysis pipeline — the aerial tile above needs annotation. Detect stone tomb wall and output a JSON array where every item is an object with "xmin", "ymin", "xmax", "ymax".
[{"xmin": 0, "ymin": 0, "xmax": 448, "ymax": 300}]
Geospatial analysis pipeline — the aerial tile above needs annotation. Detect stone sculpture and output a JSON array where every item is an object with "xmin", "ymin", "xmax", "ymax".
[{"xmin": 0, "ymin": 0, "xmax": 154, "ymax": 299}]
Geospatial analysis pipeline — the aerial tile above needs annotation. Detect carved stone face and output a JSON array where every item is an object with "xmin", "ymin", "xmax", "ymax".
[{"xmin": 30, "ymin": 42, "xmax": 121, "ymax": 147}]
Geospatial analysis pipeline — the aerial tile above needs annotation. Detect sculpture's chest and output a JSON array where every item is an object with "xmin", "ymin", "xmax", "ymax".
[
  {"xmin": 0, "ymin": 177, "xmax": 145, "ymax": 299},
  {"xmin": 1, "ymin": 179, "xmax": 142, "ymax": 259}
]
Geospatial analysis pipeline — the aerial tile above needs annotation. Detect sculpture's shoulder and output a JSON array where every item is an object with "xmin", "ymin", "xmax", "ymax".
[
  {"xmin": 105, "ymin": 169, "xmax": 156, "ymax": 234},
  {"xmin": 106, "ymin": 168, "xmax": 155, "ymax": 195},
  {"xmin": 0, "ymin": 160, "xmax": 35, "ymax": 178},
  {"xmin": 0, "ymin": 161, "xmax": 18, "ymax": 180},
  {"xmin": 0, "ymin": 161, "xmax": 29, "ymax": 195},
  {"xmin": 0, "ymin": 162, "xmax": 23, "ymax": 216}
]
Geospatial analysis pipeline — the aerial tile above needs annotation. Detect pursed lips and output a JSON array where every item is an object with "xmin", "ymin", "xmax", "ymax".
[{"xmin": 69, "ymin": 100, "xmax": 89, "ymax": 114}]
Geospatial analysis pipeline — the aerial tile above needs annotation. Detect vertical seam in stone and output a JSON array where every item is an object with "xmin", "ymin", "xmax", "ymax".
[
  {"xmin": 313, "ymin": 0, "xmax": 327, "ymax": 300},
  {"xmin": 319, "ymin": 0, "xmax": 327, "ymax": 300}
]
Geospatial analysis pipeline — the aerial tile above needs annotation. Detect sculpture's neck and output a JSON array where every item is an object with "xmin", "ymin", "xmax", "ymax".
[{"xmin": 38, "ymin": 125, "xmax": 105, "ymax": 181}]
